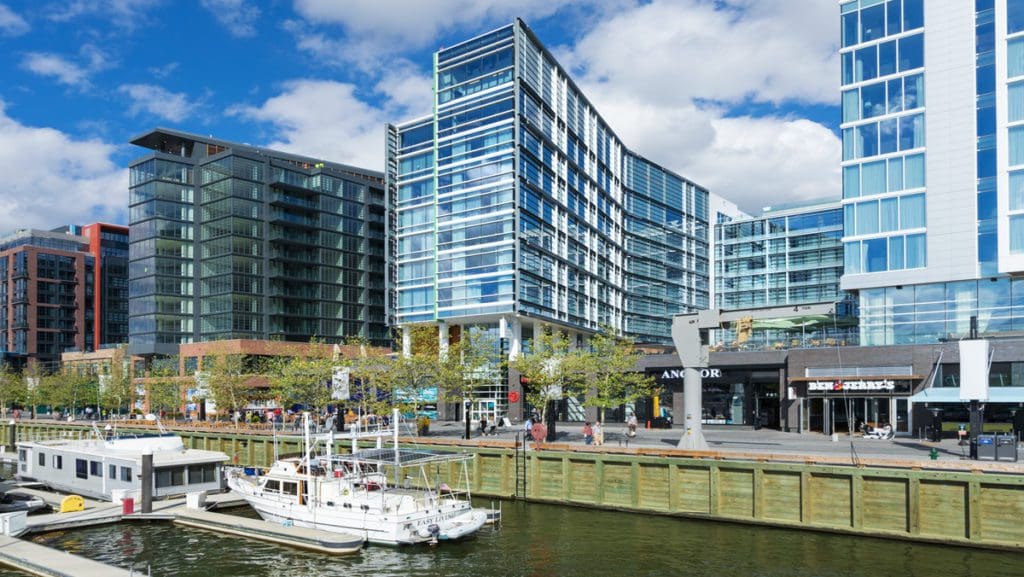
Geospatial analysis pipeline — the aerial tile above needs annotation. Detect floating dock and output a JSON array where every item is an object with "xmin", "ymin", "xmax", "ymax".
[
  {"xmin": 173, "ymin": 508, "xmax": 364, "ymax": 554},
  {"xmin": 0, "ymin": 534, "xmax": 134, "ymax": 577}
]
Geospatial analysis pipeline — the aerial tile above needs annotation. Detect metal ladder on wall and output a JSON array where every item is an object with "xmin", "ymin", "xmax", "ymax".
[{"xmin": 514, "ymin": 432, "xmax": 528, "ymax": 499}]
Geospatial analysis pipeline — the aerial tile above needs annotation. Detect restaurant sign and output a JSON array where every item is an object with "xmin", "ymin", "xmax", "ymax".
[{"xmin": 806, "ymin": 379, "xmax": 911, "ymax": 394}]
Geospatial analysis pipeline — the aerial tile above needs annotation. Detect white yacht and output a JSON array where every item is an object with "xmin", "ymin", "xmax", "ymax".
[
  {"xmin": 228, "ymin": 412, "xmax": 489, "ymax": 545},
  {"xmin": 16, "ymin": 424, "xmax": 228, "ymax": 501}
]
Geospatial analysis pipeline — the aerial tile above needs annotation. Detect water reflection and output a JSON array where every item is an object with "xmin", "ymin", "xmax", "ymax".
[{"xmin": 7, "ymin": 502, "xmax": 1021, "ymax": 577}]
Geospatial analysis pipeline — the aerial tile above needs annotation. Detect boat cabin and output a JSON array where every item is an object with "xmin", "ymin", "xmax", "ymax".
[{"xmin": 17, "ymin": 433, "xmax": 228, "ymax": 501}]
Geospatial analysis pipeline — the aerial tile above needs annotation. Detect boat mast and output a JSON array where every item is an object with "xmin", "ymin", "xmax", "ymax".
[
  {"xmin": 392, "ymin": 408, "xmax": 401, "ymax": 487},
  {"xmin": 303, "ymin": 411, "xmax": 311, "ymax": 470}
]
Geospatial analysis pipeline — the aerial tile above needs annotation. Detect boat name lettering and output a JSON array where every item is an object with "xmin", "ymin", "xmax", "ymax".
[{"xmin": 414, "ymin": 512, "xmax": 460, "ymax": 526}]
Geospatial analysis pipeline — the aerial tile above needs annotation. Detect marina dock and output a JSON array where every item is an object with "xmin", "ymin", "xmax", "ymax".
[
  {"xmin": 0, "ymin": 534, "xmax": 134, "ymax": 577},
  {"xmin": 174, "ymin": 508, "xmax": 364, "ymax": 554}
]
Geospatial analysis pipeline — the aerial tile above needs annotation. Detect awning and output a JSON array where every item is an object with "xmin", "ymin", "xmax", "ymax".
[{"xmin": 909, "ymin": 387, "xmax": 1024, "ymax": 403}]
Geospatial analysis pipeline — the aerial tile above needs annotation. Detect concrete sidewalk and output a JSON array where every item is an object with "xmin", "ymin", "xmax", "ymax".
[{"xmin": 418, "ymin": 421, "xmax": 1020, "ymax": 464}]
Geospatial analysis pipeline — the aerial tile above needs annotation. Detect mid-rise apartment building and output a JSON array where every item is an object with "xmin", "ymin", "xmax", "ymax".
[
  {"xmin": 387, "ymin": 20, "xmax": 724, "ymax": 420},
  {"xmin": 0, "ymin": 229, "xmax": 95, "ymax": 368},
  {"xmin": 128, "ymin": 129, "xmax": 390, "ymax": 355},
  {"xmin": 55, "ymin": 223, "xmax": 130, "ymax": 348}
]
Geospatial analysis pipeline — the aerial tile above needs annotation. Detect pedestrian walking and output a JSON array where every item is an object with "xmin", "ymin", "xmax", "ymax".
[
  {"xmin": 582, "ymin": 421, "xmax": 594, "ymax": 445},
  {"xmin": 594, "ymin": 420, "xmax": 604, "ymax": 446},
  {"xmin": 627, "ymin": 413, "xmax": 638, "ymax": 437}
]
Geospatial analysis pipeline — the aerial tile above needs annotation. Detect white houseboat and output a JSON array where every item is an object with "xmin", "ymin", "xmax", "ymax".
[{"xmin": 16, "ymin": 427, "xmax": 228, "ymax": 501}]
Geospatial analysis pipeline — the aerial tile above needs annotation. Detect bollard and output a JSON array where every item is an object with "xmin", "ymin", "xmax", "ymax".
[{"xmin": 141, "ymin": 449, "xmax": 153, "ymax": 514}]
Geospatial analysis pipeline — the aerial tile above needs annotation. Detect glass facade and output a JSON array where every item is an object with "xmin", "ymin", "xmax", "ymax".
[
  {"xmin": 860, "ymin": 277, "xmax": 1024, "ymax": 345},
  {"xmin": 713, "ymin": 203, "xmax": 859, "ymax": 350},
  {"xmin": 388, "ymin": 21, "xmax": 710, "ymax": 345},
  {"xmin": 1009, "ymin": 1, "xmax": 1024, "ymax": 254},
  {"xmin": 129, "ymin": 130, "xmax": 390, "ymax": 353},
  {"xmin": 841, "ymin": 0, "xmax": 927, "ymax": 275}
]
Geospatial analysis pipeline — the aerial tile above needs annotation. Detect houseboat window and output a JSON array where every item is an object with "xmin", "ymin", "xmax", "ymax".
[
  {"xmin": 37, "ymin": 453, "xmax": 45, "ymax": 467},
  {"xmin": 155, "ymin": 469, "xmax": 171, "ymax": 488},
  {"xmin": 90, "ymin": 461, "xmax": 101, "ymax": 477},
  {"xmin": 121, "ymin": 466, "xmax": 131, "ymax": 482},
  {"xmin": 75, "ymin": 459, "xmax": 88, "ymax": 480},
  {"xmin": 53, "ymin": 455, "xmax": 62, "ymax": 469},
  {"xmin": 109, "ymin": 465, "xmax": 116, "ymax": 479},
  {"xmin": 17, "ymin": 449, "xmax": 25, "ymax": 462},
  {"xmin": 282, "ymin": 482, "xmax": 298, "ymax": 496},
  {"xmin": 188, "ymin": 464, "xmax": 217, "ymax": 484},
  {"xmin": 156, "ymin": 467, "xmax": 186, "ymax": 488},
  {"xmin": 263, "ymin": 479, "xmax": 280, "ymax": 493}
]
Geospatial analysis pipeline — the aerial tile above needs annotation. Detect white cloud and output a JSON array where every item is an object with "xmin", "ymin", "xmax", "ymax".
[
  {"xmin": 200, "ymin": 0, "xmax": 260, "ymax": 38},
  {"xmin": 557, "ymin": 0, "xmax": 840, "ymax": 212},
  {"xmin": 20, "ymin": 45, "xmax": 114, "ymax": 89},
  {"xmin": 148, "ymin": 62, "xmax": 179, "ymax": 79},
  {"xmin": 21, "ymin": 53, "xmax": 88, "ymax": 86},
  {"xmin": 118, "ymin": 83, "xmax": 194, "ymax": 122},
  {"xmin": 229, "ymin": 80, "xmax": 390, "ymax": 170},
  {"xmin": 0, "ymin": 101, "xmax": 127, "ymax": 233},
  {"xmin": 0, "ymin": 4, "xmax": 29, "ymax": 36},
  {"xmin": 290, "ymin": 0, "xmax": 614, "ymax": 68},
  {"xmin": 45, "ymin": 0, "xmax": 162, "ymax": 31}
]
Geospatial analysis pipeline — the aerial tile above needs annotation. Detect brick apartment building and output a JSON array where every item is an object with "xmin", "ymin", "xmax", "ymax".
[{"xmin": 0, "ymin": 225, "xmax": 129, "ymax": 370}]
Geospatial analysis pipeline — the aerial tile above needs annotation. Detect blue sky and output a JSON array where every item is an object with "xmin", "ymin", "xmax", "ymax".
[{"xmin": 0, "ymin": 0, "xmax": 841, "ymax": 232}]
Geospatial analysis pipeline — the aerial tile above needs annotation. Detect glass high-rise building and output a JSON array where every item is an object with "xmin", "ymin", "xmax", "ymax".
[
  {"xmin": 387, "ymin": 20, "xmax": 718, "ymax": 418},
  {"xmin": 128, "ymin": 129, "xmax": 390, "ymax": 355},
  {"xmin": 839, "ymin": 0, "xmax": 1024, "ymax": 345}
]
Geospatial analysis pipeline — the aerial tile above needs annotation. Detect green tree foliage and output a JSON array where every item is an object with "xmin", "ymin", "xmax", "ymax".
[
  {"xmin": 268, "ymin": 341, "xmax": 341, "ymax": 416},
  {"xmin": 0, "ymin": 363, "xmax": 25, "ymax": 417},
  {"xmin": 579, "ymin": 326, "xmax": 659, "ymax": 422},
  {"xmin": 508, "ymin": 329, "xmax": 584, "ymax": 422},
  {"xmin": 204, "ymin": 353, "xmax": 253, "ymax": 422},
  {"xmin": 438, "ymin": 326, "xmax": 501, "ymax": 409},
  {"xmin": 146, "ymin": 356, "xmax": 182, "ymax": 417},
  {"xmin": 100, "ymin": 348, "xmax": 133, "ymax": 417},
  {"xmin": 348, "ymin": 352, "xmax": 397, "ymax": 419}
]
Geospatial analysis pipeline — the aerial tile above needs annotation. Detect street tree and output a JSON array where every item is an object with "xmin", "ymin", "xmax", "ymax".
[
  {"xmin": 204, "ymin": 353, "xmax": 254, "ymax": 424},
  {"xmin": 0, "ymin": 363, "xmax": 25, "ymax": 419},
  {"xmin": 100, "ymin": 349, "xmax": 133, "ymax": 417},
  {"xmin": 580, "ymin": 326, "xmax": 659, "ymax": 423},
  {"xmin": 268, "ymin": 341, "xmax": 341, "ymax": 418},
  {"xmin": 438, "ymin": 327, "xmax": 501, "ymax": 437},
  {"xmin": 146, "ymin": 356, "xmax": 182, "ymax": 418},
  {"xmin": 348, "ymin": 352, "xmax": 398, "ymax": 420},
  {"xmin": 508, "ymin": 329, "xmax": 585, "ymax": 426}
]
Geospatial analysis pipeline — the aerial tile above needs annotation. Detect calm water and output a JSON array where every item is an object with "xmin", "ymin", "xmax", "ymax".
[{"xmin": 0, "ymin": 502, "xmax": 1019, "ymax": 577}]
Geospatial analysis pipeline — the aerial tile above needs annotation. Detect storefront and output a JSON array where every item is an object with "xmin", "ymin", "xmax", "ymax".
[
  {"xmin": 789, "ymin": 376, "xmax": 916, "ymax": 435},
  {"xmin": 644, "ymin": 365, "xmax": 783, "ymax": 428}
]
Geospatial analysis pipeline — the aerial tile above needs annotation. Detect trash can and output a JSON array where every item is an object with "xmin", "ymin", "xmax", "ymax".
[
  {"xmin": 122, "ymin": 497, "xmax": 134, "ymax": 515},
  {"xmin": 995, "ymin": 434, "xmax": 1018, "ymax": 462},
  {"xmin": 977, "ymin": 434, "xmax": 997, "ymax": 460}
]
